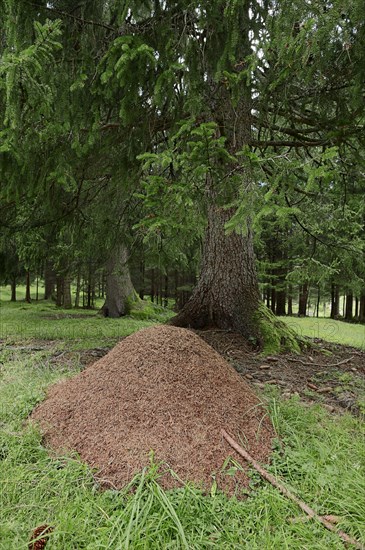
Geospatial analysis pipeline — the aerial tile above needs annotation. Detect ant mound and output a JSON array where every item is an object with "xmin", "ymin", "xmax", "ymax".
[{"xmin": 31, "ymin": 325, "xmax": 273, "ymax": 495}]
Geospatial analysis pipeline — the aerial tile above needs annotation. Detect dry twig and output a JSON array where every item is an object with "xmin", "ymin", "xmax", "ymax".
[
  {"xmin": 287, "ymin": 356, "xmax": 354, "ymax": 368},
  {"xmin": 222, "ymin": 429, "xmax": 364, "ymax": 550}
]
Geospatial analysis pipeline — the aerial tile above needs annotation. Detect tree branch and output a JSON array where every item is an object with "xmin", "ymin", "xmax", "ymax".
[
  {"xmin": 222, "ymin": 430, "xmax": 364, "ymax": 550},
  {"xmin": 25, "ymin": 1, "xmax": 116, "ymax": 31}
]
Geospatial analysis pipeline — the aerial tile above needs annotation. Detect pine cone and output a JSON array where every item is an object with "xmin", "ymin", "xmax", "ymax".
[{"xmin": 28, "ymin": 524, "xmax": 53, "ymax": 550}]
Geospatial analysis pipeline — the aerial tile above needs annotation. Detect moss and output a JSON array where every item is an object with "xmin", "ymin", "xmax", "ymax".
[
  {"xmin": 124, "ymin": 290, "xmax": 141, "ymax": 315},
  {"xmin": 130, "ymin": 298, "xmax": 174, "ymax": 321},
  {"xmin": 255, "ymin": 304, "xmax": 303, "ymax": 355}
]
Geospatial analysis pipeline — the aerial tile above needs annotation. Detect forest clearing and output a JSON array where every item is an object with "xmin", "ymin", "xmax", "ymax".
[{"xmin": 1, "ymin": 1, "xmax": 365, "ymax": 549}]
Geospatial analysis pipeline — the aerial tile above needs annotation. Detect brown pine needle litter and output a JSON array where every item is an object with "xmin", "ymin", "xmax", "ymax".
[{"xmin": 31, "ymin": 325, "xmax": 273, "ymax": 495}]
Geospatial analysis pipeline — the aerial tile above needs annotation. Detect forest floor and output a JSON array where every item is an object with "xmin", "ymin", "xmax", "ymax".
[
  {"xmin": 198, "ymin": 330, "xmax": 365, "ymax": 418},
  {"xmin": 1, "ymin": 301, "xmax": 365, "ymax": 548}
]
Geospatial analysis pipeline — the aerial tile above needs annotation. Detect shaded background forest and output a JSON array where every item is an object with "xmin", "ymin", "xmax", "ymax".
[{"xmin": 1, "ymin": 0, "xmax": 365, "ymax": 324}]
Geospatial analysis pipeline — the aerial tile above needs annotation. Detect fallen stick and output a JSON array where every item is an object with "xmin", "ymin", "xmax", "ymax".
[
  {"xmin": 287, "ymin": 356, "xmax": 354, "ymax": 368},
  {"xmin": 290, "ymin": 514, "xmax": 342, "ymax": 525},
  {"xmin": 221, "ymin": 429, "xmax": 364, "ymax": 549}
]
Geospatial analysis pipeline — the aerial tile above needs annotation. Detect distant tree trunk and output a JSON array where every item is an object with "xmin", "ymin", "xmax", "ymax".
[
  {"xmin": 275, "ymin": 288, "xmax": 286, "ymax": 316},
  {"xmin": 298, "ymin": 283, "xmax": 309, "ymax": 317},
  {"xmin": 345, "ymin": 293, "xmax": 353, "ymax": 320},
  {"xmin": 164, "ymin": 274, "xmax": 169, "ymax": 308},
  {"xmin": 139, "ymin": 260, "xmax": 145, "ymax": 300},
  {"xmin": 74, "ymin": 267, "xmax": 81, "ymax": 308},
  {"xmin": 172, "ymin": 202, "xmax": 261, "ymax": 340},
  {"xmin": 10, "ymin": 276, "xmax": 16, "ymax": 302},
  {"xmin": 355, "ymin": 296, "xmax": 359, "ymax": 318},
  {"xmin": 63, "ymin": 276, "xmax": 72, "ymax": 309},
  {"xmin": 287, "ymin": 284, "xmax": 293, "ymax": 316},
  {"xmin": 159, "ymin": 273, "xmax": 163, "ymax": 306},
  {"xmin": 101, "ymin": 271, "xmax": 106, "ymax": 299},
  {"xmin": 270, "ymin": 285, "xmax": 276, "ymax": 314},
  {"xmin": 102, "ymin": 244, "xmax": 138, "ymax": 318},
  {"xmin": 36, "ymin": 274, "xmax": 39, "ymax": 301},
  {"xmin": 150, "ymin": 269, "xmax": 155, "ymax": 303},
  {"xmin": 86, "ymin": 263, "xmax": 93, "ymax": 309},
  {"xmin": 44, "ymin": 262, "xmax": 56, "ymax": 300},
  {"xmin": 330, "ymin": 283, "xmax": 340, "ymax": 319},
  {"xmin": 316, "ymin": 285, "xmax": 320, "ymax": 318},
  {"xmin": 25, "ymin": 271, "xmax": 31, "ymax": 303},
  {"xmin": 266, "ymin": 287, "xmax": 270, "ymax": 309},
  {"xmin": 359, "ymin": 291, "xmax": 365, "ymax": 322},
  {"xmin": 56, "ymin": 275, "xmax": 64, "ymax": 307}
]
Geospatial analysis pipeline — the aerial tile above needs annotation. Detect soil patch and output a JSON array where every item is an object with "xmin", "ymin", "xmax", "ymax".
[
  {"xmin": 31, "ymin": 326, "xmax": 273, "ymax": 494},
  {"xmin": 198, "ymin": 331, "xmax": 365, "ymax": 416}
]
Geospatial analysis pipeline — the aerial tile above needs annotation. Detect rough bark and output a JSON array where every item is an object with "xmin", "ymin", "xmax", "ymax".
[
  {"xmin": 102, "ymin": 244, "xmax": 137, "ymax": 318},
  {"xmin": 172, "ymin": 202, "xmax": 261, "ymax": 340}
]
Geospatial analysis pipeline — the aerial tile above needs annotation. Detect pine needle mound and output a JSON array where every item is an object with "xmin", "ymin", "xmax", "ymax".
[{"xmin": 31, "ymin": 326, "xmax": 273, "ymax": 495}]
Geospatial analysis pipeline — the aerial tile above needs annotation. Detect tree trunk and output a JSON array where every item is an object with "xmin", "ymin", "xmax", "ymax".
[
  {"xmin": 56, "ymin": 275, "xmax": 64, "ymax": 307},
  {"xmin": 44, "ymin": 261, "xmax": 56, "ymax": 300},
  {"xmin": 10, "ymin": 276, "xmax": 16, "ymax": 302},
  {"xmin": 63, "ymin": 276, "xmax": 72, "ymax": 309},
  {"xmin": 275, "ymin": 289, "xmax": 286, "ymax": 316},
  {"xmin": 298, "ymin": 283, "xmax": 309, "ymax": 317},
  {"xmin": 172, "ymin": 202, "xmax": 261, "ymax": 339},
  {"xmin": 359, "ymin": 292, "xmax": 365, "ymax": 322},
  {"xmin": 345, "ymin": 293, "xmax": 353, "ymax": 320},
  {"xmin": 102, "ymin": 244, "xmax": 138, "ymax": 317},
  {"xmin": 150, "ymin": 269, "xmax": 155, "ymax": 303},
  {"xmin": 75, "ymin": 267, "xmax": 81, "ymax": 308},
  {"xmin": 139, "ymin": 260, "xmax": 145, "ymax": 300},
  {"xmin": 355, "ymin": 296, "xmax": 359, "ymax": 319},
  {"xmin": 164, "ymin": 274, "xmax": 169, "ymax": 308},
  {"xmin": 330, "ymin": 283, "xmax": 340, "ymax": 319},
  {"xmin": 266, "ymin": 287, "xmax": 270, "ymax": 309},
  {"xmin": 270, "ymin": 285, "xmax": 276, "ymax": 314},
  {"xmin": 316, "ymin": 285, "xmax": 320, "ymax": 318},
  {"xmin": 25, "ymin": 270, "xmax": 31, "ymax": 303},
  {"xmin": 173, "ymin": 3, "xmax": 298, "ymax": 349},
  {"xmin": 287, "ymin": 284, "xmax": 293, "ymax": 316}
]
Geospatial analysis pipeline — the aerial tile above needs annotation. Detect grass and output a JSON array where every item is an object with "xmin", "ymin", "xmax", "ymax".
[
  {"xmin": 1, "ymin": 300, "xmax": 365, "ymax": 548},
  {"xmin": 281, "ymin": 316, "xmax": 365, "ymax": 350},
  {"xmin": 0, "ymin": 350, "xmax": 364, "ymax": 548},
  {"xmin": 0, "ymin": 298, "xmax": 173, "ymax": 350}
]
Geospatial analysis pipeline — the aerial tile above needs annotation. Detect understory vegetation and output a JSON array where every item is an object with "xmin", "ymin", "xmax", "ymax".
[{"xmin": 1, "ymin": 305, "xmax": 364, "ymax": 549}]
